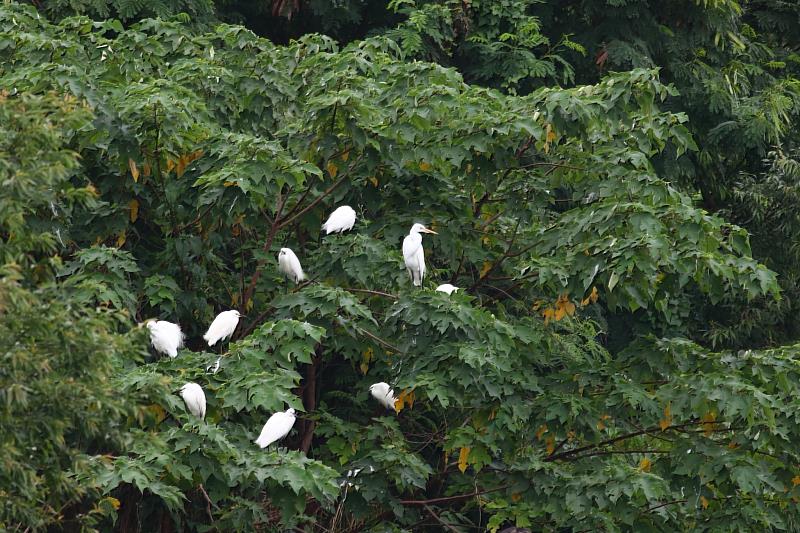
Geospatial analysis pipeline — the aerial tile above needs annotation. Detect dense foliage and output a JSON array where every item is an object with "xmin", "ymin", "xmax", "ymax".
[{"xmin": 2, "ymin": 0, "xmax": 800, "ymax": 531}]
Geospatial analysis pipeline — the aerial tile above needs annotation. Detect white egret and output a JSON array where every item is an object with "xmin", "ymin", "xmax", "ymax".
[
  {"xmin": 369, "ymin": 382, "xmax": 397, "ymax": 411},
  {"xmin": 277, "ymin": 248, "xmax": 305, "ymax": 283},
  {"xmin": 203, "ymin": 310, "xmax": 242, "ymax": 347},
  {"xmin": 402, "ymin": 223, "xmax": 437, "ymax": 286},
  {"xmin": 435, "ymin": 283, "xmax": 459, "ymax": 295},
  {"xmin": 321, "ymin": 205, "xmax": 356, "ymax": 235},
  {"xmin": 145, "ymin": 320, "xmax": 184, "ymax": 358},
  {"xmin": 255, "ymin": 408, "xmax": 297, "ymax": 448},
  {"xmin": 179, "ymin": 382, "xmax": 206, "ymax": 419}
]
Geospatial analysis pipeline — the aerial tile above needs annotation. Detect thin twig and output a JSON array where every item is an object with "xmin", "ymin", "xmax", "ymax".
[
  {"xmin": 423, "ymin": 504, "xmax": 460, "ymax": 532},
  {"xmin": 400, "ymin": 484, "xmax": 511, "ymax": 506},
  {"xmin": 197, "ymin": 484, "xmax": 215, "ymax": 523},
  {"xmin": 355, "ymin": 326, "xmax": 403, "ymax": 354},
  {"xmin": 345, "ymin": 288, "xmax": 398, "ymax": 299}
]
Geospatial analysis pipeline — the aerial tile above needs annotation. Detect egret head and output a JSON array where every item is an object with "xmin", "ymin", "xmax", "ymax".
[
  {"xmin": 145, "ymin": 320, "xmax": 158, "ymax": 331},
  {"xmin": 286, "ymin": 408, "xmax": 296, "ymax": 415},
  {"xmin": 369, "ymin": 382, "xmax": 389, "ymax": 393},
  {"xmin": 410, "ymin": 223, "xmax": 437, "ymax": 235},
  {"xmin": 279, "ymin": 248, "xmax": 289, "ymax": 257}
]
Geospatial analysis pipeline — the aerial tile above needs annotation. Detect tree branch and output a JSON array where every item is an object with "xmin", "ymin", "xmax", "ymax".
[
  {"xmin": 400, "ymin": 484, "xmax": 510, "ymax": 506},
  {"xmin": 345, "ymin": 288, "xmax": 398, "ymax": 300},
  {"xmin": 422, "ymin": 504, "xmax": 460, "ymax": 532}
]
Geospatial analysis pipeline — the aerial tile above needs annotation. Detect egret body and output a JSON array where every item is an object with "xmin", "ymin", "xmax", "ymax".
[
  {"xmin": 277, "ymin": 248, "xmax": 305, "ymax": 283},
  {"xmin": 203, "ymin": 310, "xmax": 242, "ymax": 347},
  {"xmin": 435, "ymin": 283, "xmax": 459, "ymax": 295},
  {"xmin": 321, "ymin": 205, "xmax": 356, "ymax": 234},
  {"xmin": 369, "ymin": 382, "xmax": 397, "ymax": 411},
  {"xmin": 146, "ymin": 320, "xmax": 184, "ymax": 358},
  {"xmin": 402, "ymin": 223, "xmax": 437, "ymax": 286},
  {"xmin": 180, "ymin": 382, "xmax": 206, "ymax": 419},
  {"xmin": 255, "ymin": 408, "xmax": 297, "ymax": 448}
]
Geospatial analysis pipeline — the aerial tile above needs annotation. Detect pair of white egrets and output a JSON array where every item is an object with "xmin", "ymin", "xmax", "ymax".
[
  {"xmin": 173, "ymin": 381, "xmax": 294, "ymax": 448},
  {"xmin": 274, "ymin": 205, "xmax": 358, "ymax": 284},
  {"xmin": 252, "ymin": 381, "xmax": 397, "ymax": 448}
]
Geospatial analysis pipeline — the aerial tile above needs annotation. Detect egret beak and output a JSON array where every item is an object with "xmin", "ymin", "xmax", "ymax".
[{"xmin": 422, "ymin": 228, "xmax": 438, "ymax": 234}]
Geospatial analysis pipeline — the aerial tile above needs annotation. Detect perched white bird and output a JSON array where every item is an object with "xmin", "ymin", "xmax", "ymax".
[
  {"xmin": 255, "ymin": 408, "xmax": 297, "ymax": 448},
  {"xmin": 203, "ymin": 310, "xmax": 242, "ymax": 346},
  {"xmin": 369, "ymin": 382, "xmax": 397, "ymax": 411},
  {"xmin": 435, "ymin": 283, "xmax": 459, "ymax": 295},
  {"xmin": 180, "ymin": 382, "xmax": 206, "ymax": 419},
  {"xmin": 277, "ymin": 248, "xmax": 305, "ymax": 283},
  {"xmin": 402, "ymin": 223, "xmax": 437, "ymax": 286},
  {"xmin": 321, "ymin": 205, "xmax": 356, "ymax": 235},
  {"xmin": 145, "ymin": 320, "xmax": 184, "ymax": 358}
]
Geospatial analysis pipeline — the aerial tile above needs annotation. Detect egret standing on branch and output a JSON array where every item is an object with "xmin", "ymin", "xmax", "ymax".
[
  {"xmin": 402, "ymin": 223, "xmax": 437, "ymax": 287},
  {"xmin": 180, "ymin": 382, "xmax": 207, "ymax": 419},
  {"xmin": 278, "ymin": 248, "xmax": 305, "ymax": 283},
  {"xmin": 369, "ymin": 382, "xmax": 397, "ymax": 411},
  {"xmin": 321, "ymin": 205, "xmax": 356, "ymax": 235},
  {"xmin": 145, "ymin": 320, "xmax": 184, "ymax": 358},
  {"xmin": 204, "ymin": 310, "xmax": 242, "ymax": 347},
  {"xmin": 255, "ymin": 408, "xmax": 297, "ymax": 448}
]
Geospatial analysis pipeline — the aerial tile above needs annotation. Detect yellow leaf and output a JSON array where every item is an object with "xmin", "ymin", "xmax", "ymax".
[
  {"xmin": 511, "ymin": 493, "xmax": 522, "ymax": 502},
  {"xmin": 590, "ymin": 286, "xmax": 599, "ymax": 303},
  {"xmin": 488, "ymin": 408, "xmax": 497, "ymax": 421},
  {"xmin": 480, "ymin": 261, "xmax": 493, "ymax": 278},
  {"xmin": 232, "ymin": 224, "xmax": 241, "ymax": 237},
  {"xmin": 368, "ymin": 176, "xmax": 378, "ymax": 187},
  {"xmin": 554, "ymin": 306, "xmax": 566, "ymax": 321},
  {"xmin": 563, "ymin": 300, "xmax": 576, "ymax": 316},
  {"xmin": 639, "ymin": 457, "xmax": 652, "ymax": 472},
  {"xmin": 458, "ymin": 447, "xmax": 471, "ymax": 473},
  {"xmin": 224, "ymin": 181, "xmax": 237, "ymax": 187},
  {"xmin": 542, "ymin": 307, "xmax": 555, "ymax": 324},
  {"xmin": 115, "ymin": 231, "xmax": 126, "ymax": 248},
  {"xmin": 129, "ymin": 158, "xmax": 140, "ymax": 182},
  {"xmin": 545, "ymin": 436, "xmax": 555, "ymax": 455},
  {"xmin": 128, "ymin": 199, "xmax": 139, "ymax": 223},
  {"xmin": 792, "ymin": 475, "xmax": 800, "ymax": 487},
  {"xmin": 341, "ymin": 150, "xmax": 350, "ymax": 162},
  {"xmin": 326, "ymin": 161, "xmax": 338, "ymax": 178},
  {"xmin": 105, "ymin": 496, "xmax": 121, "ymax": 510},
  {"xmin": 659, "ymin": 403, "xmax": 672, "ymax": 431},
  {"xmin": 245, "ymin": 298, "xmax": 254, "ymax": 312},
  {"xmin": 166, "ymin": 159, "xmax": 175, "ymax": 173},
  {"xmin": 546, "ymin": 123, "xmax": 557, "ymax": 142},
  {"xmin": 700, "ymin": 495, "xmax": 709, "ymax": 509},
  {"xmin": 535, "ymin": 424, "xmax": 548, "ymax": 441},
  {"xmin": 394, "ymin": 397, "xmax": 403, "ymax": 413},
  {"xmin": 176, "ymin": 155, "xmax": 188, "ymax": 177},
  {"xmin": 86, "ymin": 183, "xmax": 99, "ymax": 197},
  {"xmin": 702, "ymin": 410, "xmax": 717, "ymax": 436},
  {"xmin": 360, "ymin": 347, "xmax": 373, "ymax": 375},
  {"xmin": 419, "ymin": 161, "xmax": 432, "ymax": 172},
  {"xmin": 231, "ymin": 293, "xmax": 239, "ymax": 306},
  {"xmin": 466, "ymin": 163, "xmax": 473, "ymax": 173},
  {"xmin": 597, "ymin": 414, "xmax": 611, "ymax": 431},
  {"xmin": 143, "ymin": 161, "xmax": 152, "ymax": 177},
  {"xmin": 482, "ymin": 236, "xmax": 490, "ymax": 245}
]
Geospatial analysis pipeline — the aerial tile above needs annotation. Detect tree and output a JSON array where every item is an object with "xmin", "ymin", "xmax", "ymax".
[{"xmin": 3, "ymin": 2, "xmax": 800, "ymax": 531}]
